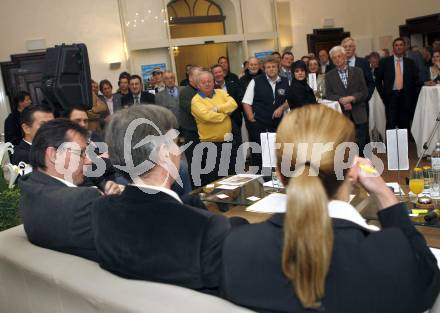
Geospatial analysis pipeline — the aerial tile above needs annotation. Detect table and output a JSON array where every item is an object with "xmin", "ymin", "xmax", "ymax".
[
  {"xmin": 196, "ymin": 178, "xmax": 440, "ymax": 248},
  {"xmin": 368, "ymin": 88, "xmax": 386, "ymax": 142},
  {"xmin": 411, "ymin": 85, "xmax": 440, "ymax": 157}
]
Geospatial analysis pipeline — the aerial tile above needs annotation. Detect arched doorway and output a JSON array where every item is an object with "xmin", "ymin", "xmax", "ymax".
[{"xmin": 167, "ymin": 0, "xmax": 228, "ymax": 81}]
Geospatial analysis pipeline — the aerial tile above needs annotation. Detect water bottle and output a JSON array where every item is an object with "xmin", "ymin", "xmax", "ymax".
[{"xmin": 431, "ymin": 143, "xmax": 440, "ymax": 196}]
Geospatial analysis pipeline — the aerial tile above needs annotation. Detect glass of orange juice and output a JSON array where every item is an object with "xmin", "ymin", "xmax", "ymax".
[{"xmin": 409, "ymin": 168, "xmax": 425, "ymax": 200}]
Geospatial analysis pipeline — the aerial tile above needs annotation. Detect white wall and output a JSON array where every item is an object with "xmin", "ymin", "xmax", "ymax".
[
  {"xmin": 0, "ymin": 0, "xmax": 126, "ymax": 87},
  {"xmin": 288, "ymin": 0, "xmax": 440, "ymax": 57}
]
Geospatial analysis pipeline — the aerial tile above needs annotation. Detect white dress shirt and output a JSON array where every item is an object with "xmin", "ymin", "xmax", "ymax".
[
  {"xmin": 348, "ymin": 56, "xmax": 356, "ymax": 67},
  {"xmin": 104, "ymin": 96, "xmax": 114, "ymax": 115},
  {"xmin": 242, "ymin": 75, "xmax": 281, "ymax": 105},
  {"xmin": 328, "ymin": 200, "xmax": 379, "ymax": 231},
  {"xmin": 50, "ymin": 175, "xmax": 77, "ymax": 187}
]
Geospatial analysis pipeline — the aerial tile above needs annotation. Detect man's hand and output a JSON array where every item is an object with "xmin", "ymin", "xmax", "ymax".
[
  {"xmin": 104, "ymin": 181, "xmax": 124, "ymax": 195},
  {"xmin": 272, "ymin": 106, "xmax": 284, "ymax": 119},
  {"xmin": 343, "ymin": 103, "xmax": 353, "ymax": 111}
]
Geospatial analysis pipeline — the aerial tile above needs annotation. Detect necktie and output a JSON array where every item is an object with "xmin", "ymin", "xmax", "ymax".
[
  {"xmin": 395, "ymin": 59, "xmax": 403, "ymax": 90},
  {"xmin": 134, "ymin": 95, "xmax": 140, "ymax": 105}
]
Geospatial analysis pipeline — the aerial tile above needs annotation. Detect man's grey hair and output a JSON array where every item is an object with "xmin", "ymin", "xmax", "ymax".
[
  {"xmin": 162, "ymin": 70, "xmax": 175, "ymax": 78},
  {"xmin": 195, "ymin": 70, "xmax": 213, "ymax": 86},
  {"xmin": 341, "ymin": 37, "xmax": 356, "ymax": 46},
  {"xmin": 248, "ymin": 56, "xmax": 259, "ymax": 63},
  {"xmin": 106, "ymin": 105, "xmax": 178, "ymax": 180},
  {"xmin": 329, "ymin": 46, "xmax": 346, "ymax": 58}
]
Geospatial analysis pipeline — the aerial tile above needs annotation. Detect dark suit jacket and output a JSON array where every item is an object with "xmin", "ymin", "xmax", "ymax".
[
  {"xmin": 4, "ymin": 110, "xmax": 22, "ymax": 146},
  {"xmin": 375, "ymin": 56, "xmax": 418, "ymax": 101},
  {"xmin": 224, "ymin": 80, "xmax": 243, "ymax": 130},
  {"xmin": 286, "ymin": 78, "xmax": 317, "ymax": 109},
  {"xmin": 322, "ymin": 62, "xmax": 335, "ymax": 73},
  {"xmin": 11, "ymin": 139, "xmax": 31, "ymax": 165},
  {"xmin": 325, "ymin": 67, "xmax": 369, "ymax": 125},
  {"xmin": 221, "ymin": 203, "xmax": 440, "ymax": 313},
  {"xmin": 122, "ymin": 91, "xmax": 155, "ymax": 107},
  {"xmin": 19, "ymin": 171, "xmax": 102, "ymax": 261},
  {"xmin": 92, "ymin": 185, "xmax": 231, "ymax": 291},
  {"xmin": 354, "ymin": 56, "xmax": 375, "ymax": 100}
]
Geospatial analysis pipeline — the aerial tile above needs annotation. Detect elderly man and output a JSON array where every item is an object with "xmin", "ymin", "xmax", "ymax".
[
  {"xmin": 319, "ymin": 49, "xmax": 335, "ymax": 74},
  {"xmin": 92, "ymin": 105, "xmax": 232, "ymax": 293},
  {"xmin": 19, "ymin": 119, "xmax": 102, "ymax": 261},
  {"xmin": 375, "ymin": 37, "xmax": 418, "ymax": 130},
  {"xmin": 122, "ymin": 75, "xmax": 155, "ymax": 107},
  {"xmin": 239, "ymin": 56, "xmax": 263, "ymax": 93},
  {"xmin": 341, "ymin": 37, "xmax": 375, "ymax": 100},
  {"xmin": 242, "ymin": 55, "xmax": 289, "ymax": 168},
  {"xmin": 279, "ymin": 52, "xmax": 294, "ymax": 85},
  {"xmin": 191, "ymin": 70, "xmax": 238, "ymax": 185},
  {"xmin": 11, "ymin": 105, "xmax": 54, "ymax": 165},
  {"xmin": 326, "ymin": 46, "xmax": 369, "ymax": 155},
  {"xmin": 155, "ymin": 71, "xmax": 181, "ymax": 118},
  {"xmin": 211, "ymin": 64, "xmax": 243, "ymax": 145}
]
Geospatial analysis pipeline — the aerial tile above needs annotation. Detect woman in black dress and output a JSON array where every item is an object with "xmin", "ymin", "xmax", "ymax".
[{"xmin": 286, "ymin": 60, "xmax": 317, "ymax": 109}]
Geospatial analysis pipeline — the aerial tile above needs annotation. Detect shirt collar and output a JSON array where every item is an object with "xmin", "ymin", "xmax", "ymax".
[
  {"xmin": 328, "ymin": 200, "xmax": 379, "ymax": 232},
  {"xmin": 198, "ymin": 90, "xmax": 215, "ymax": 98},
  {"xmin": 23, "ymin": 139, "xmax": 32, "ymax": 146},
  {"xmin": 266, "ymin": 75, "xmax": 281, "ymax": 84},
  {"xmin": 50, "ymin": 175, "xmax": 77, "ymax": 187},
  {"xmin": 338, "ymin": 65, "xmax": 348, "ymax": 73},
  {"xmin": 348, "ymin": 56, "xmax": 356, "ymax": 64},
  {"xmin": 130, "ymin": 183, "xmax": 182, "ymax": 204},
  {"xmin": 394, "ymin": 55, "xmax": 403, "ymax": 62}
]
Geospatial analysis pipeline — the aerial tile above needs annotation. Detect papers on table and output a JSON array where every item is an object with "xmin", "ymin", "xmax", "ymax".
[
  {"xmin": 217, "ymin": 174, "xmax": 261, "ymax": 186},
  {"xmin": 246, "ymin": 193, "xmax": 357, "ymax": 214},
  {"xmin": 385, "ymin": 182, "xmax": 406, "ymax": 195},
  {"xmin": 263, "ymin": 180, "xmax": 285, "ymax": 188},
  {"xmin": 260, "ymin": 132, "xmax": 277, "ymax": 168},
  {"xmin": 216, "ymin": 185, "xmax": 239, "ymax": 190},
  {"xmin": 246, "ymin": 193, "xmax": 287, "ymax": 213},
  {"xmin": 386, "ymin": 129, "xmax": 409, "ymax": 170}
]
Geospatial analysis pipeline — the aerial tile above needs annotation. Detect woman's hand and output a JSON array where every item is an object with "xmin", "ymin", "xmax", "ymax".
[{"xmin": 351, "ymin": 156, "xmax": 398, "ymax": 210}]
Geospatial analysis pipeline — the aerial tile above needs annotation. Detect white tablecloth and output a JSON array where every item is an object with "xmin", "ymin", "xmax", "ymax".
[
  {"xmin": 411, "ymin": 85, "xmax": 440, "ymax": 157},
  {"xmin": 319, "ymin": 99, "xmax": 342, "ymax": 113},
  {"xmin": 368, "ymin": 88, "xmax": 386, "ymax": 142}
]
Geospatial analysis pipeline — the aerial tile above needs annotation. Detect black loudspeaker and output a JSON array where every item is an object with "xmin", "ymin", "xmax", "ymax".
[{"xmin": 42, "ymin": 43, "xmax": 92, "ymax": 114}]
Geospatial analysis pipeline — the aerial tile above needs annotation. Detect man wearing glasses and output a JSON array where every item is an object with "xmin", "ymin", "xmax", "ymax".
[{"xmin": 18, "ymin": 119, "xmax": 119, "ymax": 261}]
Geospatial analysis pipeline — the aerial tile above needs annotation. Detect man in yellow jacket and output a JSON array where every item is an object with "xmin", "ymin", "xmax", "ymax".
[{"xmin": 191, "ymin": 70, "xmax": 238, "ymax": 185}]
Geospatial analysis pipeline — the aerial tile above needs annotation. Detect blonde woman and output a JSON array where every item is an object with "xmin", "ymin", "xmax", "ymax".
[{"xmin": 221, "ymin": 105, "xmax": 440, "ymax": 313}]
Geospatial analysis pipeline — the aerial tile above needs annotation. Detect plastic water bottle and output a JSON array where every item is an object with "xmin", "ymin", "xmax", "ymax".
[{"xmin": 431, "ymin": 143, "xmax": 440, "ymax": 196}]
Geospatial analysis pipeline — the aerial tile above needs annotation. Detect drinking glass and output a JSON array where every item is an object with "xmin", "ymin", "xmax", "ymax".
[{"xmin": 409, "ymin": 168, "xmax": 425, "ymax": 200}]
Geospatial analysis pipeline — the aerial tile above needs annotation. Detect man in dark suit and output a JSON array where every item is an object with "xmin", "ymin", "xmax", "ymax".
[
  {"xmin": 212, "ymin": 63, "xmax": 243, "ymax": 145},
  {"xmin": 154, "ymin": 70, "xmax": 182, "ymax": 119},
  {"xmin": 376, "ymin": 37, "xmax": 419, "ymax": 130},
  {"xmin": 11, "ymin": 105, "xmax": 54, "ymax": 165},
  {"xmin": 121, "ymin": 74, "xmax": 155, "ymax": 107},
  {"xmin": 318, "ymin": 49, "xmax": 335, "ymax": 74},
  {"xmin": 98, "ymin": 79, "xmax": 123, "ymax": 114},
  {"xmin": 239, "ymin": 56, "xmax": 263, "ymax": 94},
  {"xmin": 326, "ymin": 46, "xmax": 369, "ymax": 154},
  {"xmin": 19, "ymin": 119, "xmax": 103, "ymax": 261},
  {"xmin": 93, "ymin": 105, "xmax": 232, "ymax": 293},
  {"xmin": 218, "ymin": 56, "xmax": 239, "ymax": 84},
  {"xmin": 4, "ymin": 91, "xmax": 32, "ymax": 145}
]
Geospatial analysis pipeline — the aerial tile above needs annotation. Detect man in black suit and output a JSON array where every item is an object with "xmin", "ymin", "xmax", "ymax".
[
  {"xmin": 4, "ymin": 91, "xmax": 32, "ymax": 145},
  {"xmin": 326, "ymin": 46, "xmax": 369, "ymax": 154},
  {"xmin": 342, "ymin": 37, "xmax": 375, "ymax": 101},
  {"xmin": 92, "ymin": 105, "xmax": 232, "ymax": 293},
  {"xmin": 239, "ymin": 57, "xmax": 263, "ymax": 94},
  {"xmin": 121, "ymin": 74, "xmax": 155, "ymax": 107},
  {"xmin": 318, "ymin": 49, "xmax": 335, "ymax": 74},
  {"xmin": 98, "ymin": 79, "xmax": 123, "ymax": 114},
  {"xmin": 11, "ymin": 105, "xmax": 54, "ymax": 165},
  {"xmin": 218, "ymin": 56, "xmax": 239, "ymax": 84},
  {"xmin": 212, "ymin": 63, "xmax": 243, "ymax": 145},
  {"xmin": 376, "ymin": 37, "xmax": 419, "ymax": 130},
  {"xmin": 19, "ymin": 119, "xmax": 104, "ymax": 261}
]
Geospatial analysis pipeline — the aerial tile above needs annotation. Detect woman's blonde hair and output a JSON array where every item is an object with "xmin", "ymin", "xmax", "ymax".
[{"xmin": 276, "ymin": 105, "xmax": 355, "ymax": 308}]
